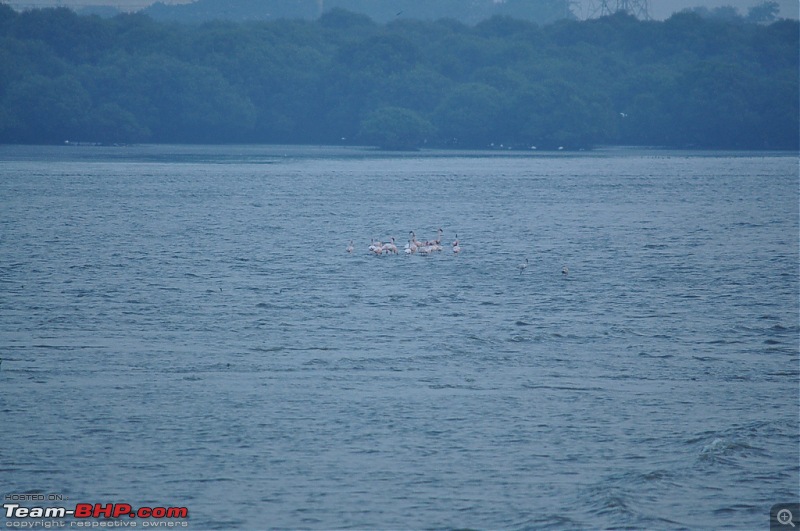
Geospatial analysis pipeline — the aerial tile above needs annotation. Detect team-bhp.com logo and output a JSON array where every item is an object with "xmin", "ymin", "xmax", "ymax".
[{"xmin": 3, "ymin": 501, "xmax": 189, "ymax": 528}]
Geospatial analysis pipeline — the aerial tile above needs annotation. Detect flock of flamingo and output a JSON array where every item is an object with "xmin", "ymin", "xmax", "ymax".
[
  {"xmin": 346, "ymin": 228, "xmax": 461, "ymax": 256},
  {"xmin": 345, "ymin": 228, "xmax": 569, "ymax": 276}
]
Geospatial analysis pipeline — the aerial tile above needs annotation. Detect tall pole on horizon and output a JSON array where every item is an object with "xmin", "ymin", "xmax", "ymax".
[{"xmin": 583, "ymin": 0, "xmax": 650, "ymax": 19}]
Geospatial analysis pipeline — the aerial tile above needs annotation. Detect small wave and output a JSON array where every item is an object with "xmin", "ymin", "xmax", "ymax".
[
  {"xmin": 428, "ymin": 382, "xmax": 483, "ymax": 390},
  {"xmin": 692, "ymin": 355, "xmax": 721, "ymax": 362},
  {"xmin": 173, "ymin": 477, "xmax": 235, "ymax": 484},
  {"xmin": 522, "ymin": 383, "xmax": 605, "ymax": 392},
  {"xmin": 513, "ymin": 514, "xmax": 583, "ymax": 530},
  {"xmin": 251, "ymin": 345, "xmax": 285, "ymax": 353},
  {"xmin": 639, "ymin": 469, "xmax": 676, "ymax": 482},
  {"xmin": 712, "ymin": 504, "xmax": 761, "ymax": 518},
  {"xmin": 287, "ymin": 345, "xmax": 336, "ymax": 352},
  {"xmin": 584, "ymin": 484, "xmax": 637, "ymax": 522},
  {"xmin": 697, "ymin": 435, "xmax": 769, "ymax": 467},
  {"xmin": 637, "ymin": 351, "xmax": 674, "ymax": 359},
  {"xmin": 767, "ymin": 370, "xmax": 800, "ymax": 377},
  {"xmin": 466, "ymin": 334, "xmax": 492, "ymax": 344},
  {"xmin": 705, "ymin": 338, "xmax": 742, "ymax": 345},
  {"xmin": 302, "ymin": 358, "xmax": 330, "ymax": 366}
]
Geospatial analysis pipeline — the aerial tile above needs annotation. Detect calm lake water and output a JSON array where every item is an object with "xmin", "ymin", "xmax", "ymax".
[{"xmin": 1, "ymin": 145, "xmax": 798, "ymax": 530}]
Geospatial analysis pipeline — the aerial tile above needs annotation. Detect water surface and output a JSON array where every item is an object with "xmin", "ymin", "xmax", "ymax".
[{"xmin": 1, "ymin": 145, "xmax": 798, "ymax": 529}]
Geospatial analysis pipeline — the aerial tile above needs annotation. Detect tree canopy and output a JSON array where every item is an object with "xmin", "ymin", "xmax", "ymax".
[
  {"xmin": 0, "ymin": 4, "xmax": 797, "ymax": 149},
  {"xmin": 141, "ymin": 0, "xmax": 575, "ymax": 26}
]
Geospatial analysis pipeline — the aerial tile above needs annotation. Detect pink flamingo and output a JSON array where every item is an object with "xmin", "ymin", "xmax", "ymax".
[{"xmin": 382, "ymin": 237, "xmax": 398, "ymax": 254}]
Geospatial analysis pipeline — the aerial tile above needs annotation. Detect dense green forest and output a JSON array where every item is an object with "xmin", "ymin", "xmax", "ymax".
[{"xmin": 0, "ymin": 3, "xmax": 797, "ymax": 149}]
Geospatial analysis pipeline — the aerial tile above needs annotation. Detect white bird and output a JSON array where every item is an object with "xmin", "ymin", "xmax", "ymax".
[
  {"xmin": 432, "ymin": 227, "xmax": 443, "ymax": 245},
  {"xmin": 411, "ymin": 231, "xmax": 432, "ymax": 252},
  {"xmin": 452, "ymin": 234, "xmax": 460, "ymax": 254},
  {"xmin": 346, "ymin": 240, "xmax": 354, "ymax": 253},
  {"xmin": 382, "ymin": 237, "xmax": 398, "ymax": 254},
  {"xmin": 519, "ymin": 258, "xmax": 529, "ymax": 274},
  {"xmin": 562, "ymin": 265, "xmax": 569, "ymax": 276}
]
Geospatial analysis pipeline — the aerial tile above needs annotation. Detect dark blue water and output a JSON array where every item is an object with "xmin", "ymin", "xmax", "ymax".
[{"xmin": 1, "ymin": 145, "xmax": 797, "ymax": 529}]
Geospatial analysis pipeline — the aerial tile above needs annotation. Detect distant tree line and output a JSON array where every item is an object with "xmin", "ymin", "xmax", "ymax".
[
  {"xmin": 0, "ymin": 3, "xmax": 796, "ymax": 149},
  {"xmin": 142, "ymin": 0, "xmax": 575, "ymax": 26},
  {"xmin": 683, "ymin": 1, "xmax": 783, "ymax": 24}
]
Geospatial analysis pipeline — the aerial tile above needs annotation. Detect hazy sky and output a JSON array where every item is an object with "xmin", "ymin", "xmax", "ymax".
[{"xmin": 5, "ymin": 0, "xmax": 799, "ymax": 19}]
